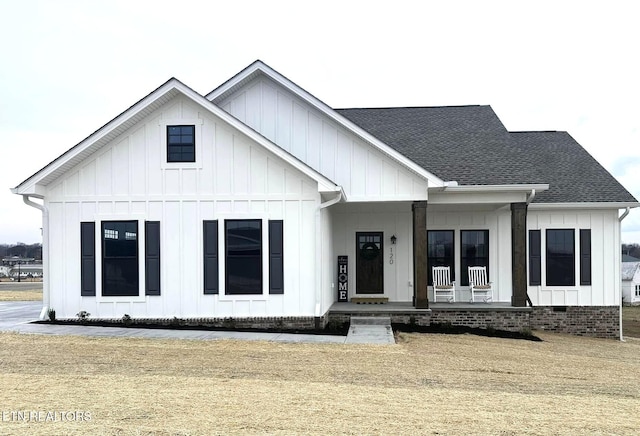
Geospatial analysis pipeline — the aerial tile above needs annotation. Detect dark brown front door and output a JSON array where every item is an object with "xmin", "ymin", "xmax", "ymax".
[{"xmin": 356, "ymin": 232, "xmax": 384, "ymax": 294}]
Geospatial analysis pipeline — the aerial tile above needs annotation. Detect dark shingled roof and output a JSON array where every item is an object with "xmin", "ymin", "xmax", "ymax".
[{"xmin": 336, "ymin": 106, "xmax": 637, "ymax": 204}]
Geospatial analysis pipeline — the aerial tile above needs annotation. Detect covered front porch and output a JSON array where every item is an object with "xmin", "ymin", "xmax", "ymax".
[{"xmin": 328, "ymin": 183, "xmax": 546, "ymax": 310}]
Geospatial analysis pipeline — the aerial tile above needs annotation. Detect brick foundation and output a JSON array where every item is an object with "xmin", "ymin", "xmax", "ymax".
[
  {"xmin": 530, "ymin": 306, "xmax": 619, "ymax": 338},
  {"xmin": 60, "ymin": 305, "xmax": 620, "ymax": 338},
  {"xmin": 429, "ymin": 309, "xmax": 531, "ymax": 331},
  {"xmin": 329, "ymin": 305, "xmax": 620, "ymax": 338},
  {"xmin": 328, "ymin": 307, "xmax": 532, "ymax": 333}
]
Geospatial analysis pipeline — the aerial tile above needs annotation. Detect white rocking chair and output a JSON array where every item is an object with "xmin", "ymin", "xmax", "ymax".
[
  {"xmin": 432, "ymin": 266, "xmax": 455, "ymax": 302},
  {"xmin": 468, "ymin": 266, "xmax": 493, "ymax": 303}
]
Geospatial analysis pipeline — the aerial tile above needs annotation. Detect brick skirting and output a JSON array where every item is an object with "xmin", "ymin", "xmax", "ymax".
[
  {"xmin": 328, "ymin": 305, "xmax": 620, "ymax": 338},
  {"xmin": 328, "ymin": 307, "xmax": 532, "ymax": 333},
  {"xmin": 57, "ymin": 306, "xmax": 619, "ymax": 338},
  {"xmin": 530, "ymin": 306, "xmax": 619, "ymax": 338}
]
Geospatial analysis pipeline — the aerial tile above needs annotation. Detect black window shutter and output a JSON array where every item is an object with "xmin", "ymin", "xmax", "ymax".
[
  {"xmin": 80, "ymin": 222, "xmax": 96, "ymax": 296},
  {"xmin": 145, "ymin": 221, "xmax": 161, "ymax": 295},
  {"xmin": 529, "ymin": 230, "xmax": 541, "ymax": 286},
  {"xmin": 269, "ymin": 220, "xmax": 284, "ymax": 294},
  {"xmin": 580, "ymin": 229, "xmax": 592, "ymax": 286},
  {"xmin": 203, "ymin": 220, "xmax": 219, "ymax": 294}
]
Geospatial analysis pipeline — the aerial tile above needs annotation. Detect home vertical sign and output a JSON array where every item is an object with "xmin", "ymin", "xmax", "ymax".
[{"xmin": 337, "ymin": 256, "xmax": 348, "ymax": 302}]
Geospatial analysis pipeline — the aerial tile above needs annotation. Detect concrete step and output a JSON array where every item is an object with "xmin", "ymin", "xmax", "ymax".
[
  {"xmin": 346, "ymin": 316, "xmax": 395, "ymax": 344},
  {"xmin": 350, "ymin": 316, "xmax": 391, "ymax": 325}
]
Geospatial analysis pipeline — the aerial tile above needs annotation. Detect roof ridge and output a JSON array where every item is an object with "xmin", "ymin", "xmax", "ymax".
[
  {"xmin": 511, "ymin": 130, "xmax": 567, "ymax": 134},
  {"xmin": 335, "ymin": 105, "xmax": 488, "ymax": 110}
]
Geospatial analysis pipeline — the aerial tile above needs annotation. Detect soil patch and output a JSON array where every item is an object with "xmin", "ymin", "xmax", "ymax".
[
  {"xmin": 34, "ymin": 318, "xmax": 350, "ymax": 336},
  {"xmin": 393, "ymin": 322, "xmax": 542, "ymax": 341}
]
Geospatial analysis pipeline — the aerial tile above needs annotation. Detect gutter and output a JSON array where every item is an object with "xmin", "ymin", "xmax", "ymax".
[
  {"xmin": 21, "ymin": 196, "xmax": 49, "ymax": 320},
  {"xmin": 320, "ymin": 189, "xmax": 344, "ymax": 209},
  {"xmin": 618, "ymin": 207, "xmax": 631, "ymax": 342},
  {"xmin": 526, "ymin": 189, "xmax": 536, "ymax": 205}
]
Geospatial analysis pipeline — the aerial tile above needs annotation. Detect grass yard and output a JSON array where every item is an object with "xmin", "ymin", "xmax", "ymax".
[
  {"xmin": 623, "ymin": 305, "xmax": 640, "ymax": 337},
  {"xmin": 1, "ymin": 331, "xmax": 639, "ymax": 435},
  {"xmin": 0, "ymin": 290, "xmax": 42, "ymax": 301}
]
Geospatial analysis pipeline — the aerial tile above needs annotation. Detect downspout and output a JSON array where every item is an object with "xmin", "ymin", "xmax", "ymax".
[
  {"xmin": 22, "ymin": 195, "xmax": 49, "ymax": 320},
  {"xmin": 314, "ymin": 189, "xmax": 344, "ymax": 321},
  {"xmin": 526, "ymin": 189, "xmax": 536, "ymax": 205},
  {"xmin": 619, "ymin": 207, "xmax": 630, "ymax": 341}
]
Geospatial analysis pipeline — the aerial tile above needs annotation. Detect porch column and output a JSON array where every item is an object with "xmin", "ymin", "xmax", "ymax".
[
  {"xmin": 412, "ymin": 201, "xmax": 429, "ymax": 308},
  {"xmin": 511, "ymin": 202, "xmax": 528, "ymax": 307}
]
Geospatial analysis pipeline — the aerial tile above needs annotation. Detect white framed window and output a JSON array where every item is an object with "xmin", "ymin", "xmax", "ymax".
[{"xmin": 159, "ymin": 118, "xmax": 204, "ymax": 169}]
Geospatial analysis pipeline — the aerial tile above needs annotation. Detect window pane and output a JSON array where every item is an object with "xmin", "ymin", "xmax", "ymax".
[
  {"xmin": 546, "ymin": 229, "xmax": 575, "ymax": 286},
  {"xmin": 226, "ymin": 220, "xmax": 262, "ymax": 295},
  {"xmin": 102, "ymin": 221, "xmax": 138, "ymax": 296},
  {"xmin": 167, "ymin": 125, "xmax": 195, "ymax": 163},
  {"xmin": 460, "ymin": 230, "xmax": 489, "ymax": 286},
  {"xmin": 103, "ymin": 258, "xmax": 139, "ymax": 296},
  {"xmin": 427, "ymin": 230, "xmax": 454, "ymax": 284}
]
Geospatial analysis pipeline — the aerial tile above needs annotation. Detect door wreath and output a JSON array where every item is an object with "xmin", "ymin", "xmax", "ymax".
[{"xmin": 360, "ymin": 242, "xmax": 380, "ymax": 260}]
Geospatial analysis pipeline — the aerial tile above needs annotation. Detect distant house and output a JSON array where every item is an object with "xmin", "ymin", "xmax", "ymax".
[
  {"xmin": 622, "ymin": 262, "xmax": 640, "ymax": 305},
  {"xmin": 0, "ymin": 265, "xmax": 10, "ymax": 278},
  {"xmin": 11, "ymin": 60, "xmax": 639, "ymax": 337}
]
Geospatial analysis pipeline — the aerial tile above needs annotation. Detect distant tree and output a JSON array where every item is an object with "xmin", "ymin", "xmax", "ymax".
[
  {"xmin": 622, "ymin": 243, "xmax": 640, "ymax": 259},
  {"xmin": 9, "ymin": 244, "xmax": 26, "ymax": 257},
  {"xmin": 25, "ymin": 243, "xmax": 42, "ymax": 260}
]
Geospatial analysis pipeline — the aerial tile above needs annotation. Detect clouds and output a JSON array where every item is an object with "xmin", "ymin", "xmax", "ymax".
[{"xmin": 2, "ymin": 0, "xmax": 639, "ymax": 243}]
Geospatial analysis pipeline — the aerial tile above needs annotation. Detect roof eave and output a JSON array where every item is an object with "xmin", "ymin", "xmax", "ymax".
[
  {"xmin": 439, "ymin": 184, "xmax": 550, "ymax": 194},
  {"xmin": 529, "ymin": 202, "xmax": 640, "ymax": 209}
]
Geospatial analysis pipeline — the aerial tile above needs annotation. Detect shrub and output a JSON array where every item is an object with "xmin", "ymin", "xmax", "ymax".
[
  {"xmin": 76, "ymin": 310, "xmax": 90, "ymax": 322},
  {"xmin": 47, "ymin": 308, "xmax": 56, "ymax": 322}
]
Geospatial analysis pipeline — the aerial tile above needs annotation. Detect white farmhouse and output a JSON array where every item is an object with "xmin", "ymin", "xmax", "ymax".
[
  {"xmin": 12, "ymin": 61, "xmax": 638, "ymax": 337},
  {"xmin": 622, "ymin": 262, "xmax": 640, "ymax": 305}
]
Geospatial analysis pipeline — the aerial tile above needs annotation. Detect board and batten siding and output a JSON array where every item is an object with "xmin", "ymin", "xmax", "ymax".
[
  {"xmin": 215, "ymin": 76, "xmax": 428, "ymax": 201},
  {"xmin": 426, "ymin": 207, "xmax": 512, "ymax": 303},
  {"xmin": 44, "ymin": 96, "xmax": 327, "ymax": 319},
  {"xmin": 332, "ymin": 202, "xmax": 414, "ymax": 302},
  {"xmin": 527, "ymin": 209, "xmax": 621, "ymax": 306}
]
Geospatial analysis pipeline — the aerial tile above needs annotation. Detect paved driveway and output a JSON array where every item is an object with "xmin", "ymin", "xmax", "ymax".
[{"xmin": 0, "ymin": 301, "xmax": 42, "ymax": 329}]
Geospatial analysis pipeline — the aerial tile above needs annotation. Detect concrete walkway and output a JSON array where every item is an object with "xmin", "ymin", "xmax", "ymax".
[{"xmin": 0, "ymin": 302, "xmax": 395, "ymax": 345}]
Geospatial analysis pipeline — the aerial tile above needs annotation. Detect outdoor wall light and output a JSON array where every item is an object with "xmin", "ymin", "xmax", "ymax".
[{"xmin": 391, "ymin": 235, "xmax": 397, "ymax": 245}]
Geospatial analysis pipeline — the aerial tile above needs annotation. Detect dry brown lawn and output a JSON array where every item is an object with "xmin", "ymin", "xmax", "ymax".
[
  {"xmin": 623, "ymin": 306, "xmax": 640, "ymax": 337},
  {"xmin": 0, "ymin": 290, "xmax": 42, "ymax": 301},
  {"xmin": 0, "ymin": 331, "xmax": 639, "ymax": 435}
]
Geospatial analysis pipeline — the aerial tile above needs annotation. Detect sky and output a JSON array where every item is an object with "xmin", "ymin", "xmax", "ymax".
[{"xmin": 1, "ymin": 0, "xmax": 639, "ymax": 245}]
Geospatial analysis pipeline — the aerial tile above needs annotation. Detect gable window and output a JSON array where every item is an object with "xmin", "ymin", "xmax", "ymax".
[
  {"xmin": 427, "ymin": 230, "xmax": 454, "ymax": 285},
  {"xmin": 167, "ymin": 125, "xmax": 195, "ymax": 162},
  {"xmin": 225, "ymin": 220, "xmax": 262, "ymax": 295},
  {"xmin": 546, "ymin": 229, "xmax": 575, "ymax": 286},
  {"xmin": 102, "ymin": 221, "xmax": 139, "ymax": 296},
  {"xmin": 460, "ymin": 230, "xmax": 489, "ymax": 286},
  {"xmin": 636, "ymin": 284, "xmax": 640, "ymax": 297}
]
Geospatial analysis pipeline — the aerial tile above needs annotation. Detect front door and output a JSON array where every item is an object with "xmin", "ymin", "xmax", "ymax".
[{"xmin": 356, "ymin": 232, "xmax": 384, "ymax": 294}]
